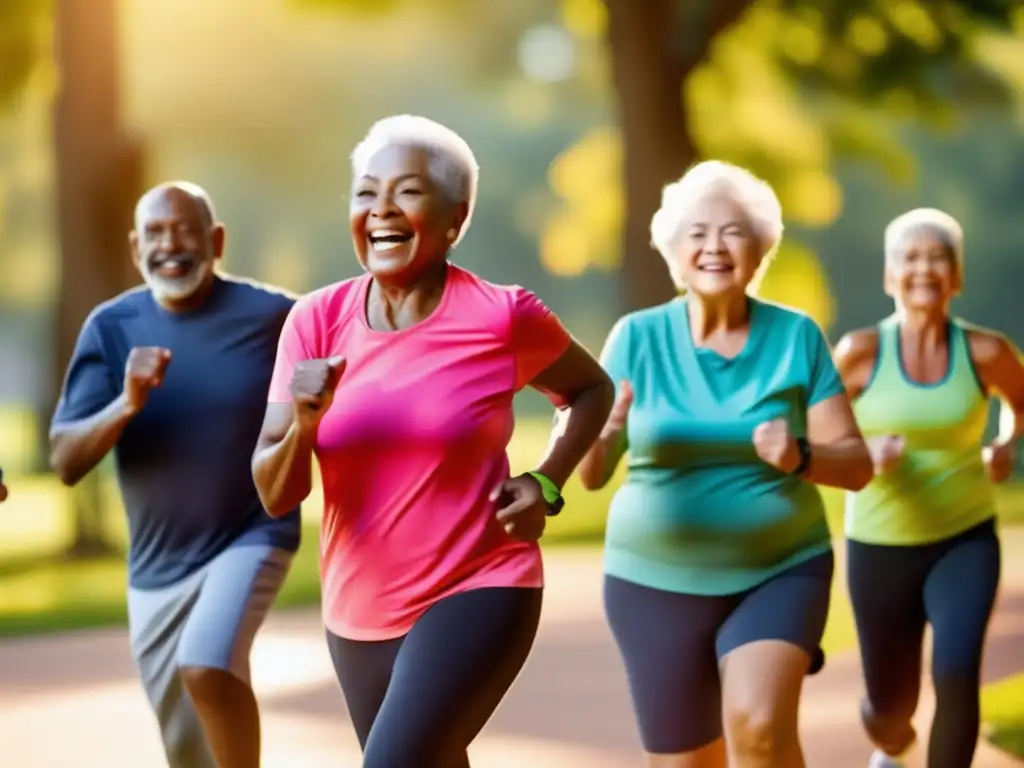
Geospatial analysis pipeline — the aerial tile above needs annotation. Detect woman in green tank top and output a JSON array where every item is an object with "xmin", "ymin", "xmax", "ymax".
[{"xmin": 834, "ymin": 208, "xmax": 1024, "ymax": 768}]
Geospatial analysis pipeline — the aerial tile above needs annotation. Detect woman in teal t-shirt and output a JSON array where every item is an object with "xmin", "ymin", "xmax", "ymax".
[
  {"xmin": 580, "ymin": 161, "xmax": 873, "ymax": 767},
  {"xmin": 834, "ymin": 208, "xmax": 1024, "ymax": 768}
]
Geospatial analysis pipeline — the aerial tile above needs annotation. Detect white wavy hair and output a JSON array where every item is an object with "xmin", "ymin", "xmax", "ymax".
[
  {"xmin": 884, "ymin": 207, "xmax": 963, "ymax": 268},
  {"xmin": 350, "ymin": 115, "xmax": 479, "ymax": 246},
  {"xmin": 650, "ymin": 161, "xmax": 784, "ymax": 292}
]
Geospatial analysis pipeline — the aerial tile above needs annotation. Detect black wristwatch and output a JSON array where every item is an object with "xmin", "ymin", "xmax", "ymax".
[
  {"xmin": 525, "ymin": 471, "xmax": 565, "ymax": 517},
  {"xmin": 792, "ymin": 436, "xmax": 812, "ymax": 477}
]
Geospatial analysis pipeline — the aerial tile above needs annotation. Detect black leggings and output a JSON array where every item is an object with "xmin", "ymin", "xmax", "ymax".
[
  {"xmin": 326, "ymin": 587, "xmax": 543, "ymax": 768},
  {"xmin": 847, "ymin": 518, "xmax": 1001, "ymax": 768}
]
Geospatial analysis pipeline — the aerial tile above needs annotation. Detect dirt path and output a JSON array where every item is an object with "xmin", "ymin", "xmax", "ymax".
[{"xmin": 1, "ymin": 536, "xmax": 1022, "ymax": 767}]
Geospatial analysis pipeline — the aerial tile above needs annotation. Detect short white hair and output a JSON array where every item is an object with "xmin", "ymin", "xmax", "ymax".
[
  {"xmin": 351, "ymin": 115, "xmax": 479, "ymax": 245},
  {"xmin": 650, "ymin": 161, "xmax": 783, "ymax": 291},
  {"xmin": 884, "ymin": 207, "xmax": 963, "ymax": 266}
]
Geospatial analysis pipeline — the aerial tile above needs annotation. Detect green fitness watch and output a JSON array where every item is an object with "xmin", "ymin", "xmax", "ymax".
[{"xmin": 525, "ymin": 471, "xmax": 565, "ymax": 517}]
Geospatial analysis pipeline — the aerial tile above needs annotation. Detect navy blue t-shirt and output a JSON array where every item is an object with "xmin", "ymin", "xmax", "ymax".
[{"xmin": 52, "ymin": 275, "xmax": 302, "ymax": 589}]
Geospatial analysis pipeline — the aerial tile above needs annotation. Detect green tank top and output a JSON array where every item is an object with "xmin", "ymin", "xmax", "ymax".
[{"xmin": 846, "ymin": 315, "xmax": 995, "ymax": 545}]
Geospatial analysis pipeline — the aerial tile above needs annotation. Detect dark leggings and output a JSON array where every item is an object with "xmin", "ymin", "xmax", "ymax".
[
  {"xmin": 847, "ymin": 518, "xmax": 1001, "ymax": 768},
  {"xmin": 326, "ymin": 587, "xmax": 543, "ymax": 768}
]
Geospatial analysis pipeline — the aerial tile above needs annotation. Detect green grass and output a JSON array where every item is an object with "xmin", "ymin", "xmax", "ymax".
[{"xmin": 982, "ymin": 674, "xmax": 1024, "ymax": 758}]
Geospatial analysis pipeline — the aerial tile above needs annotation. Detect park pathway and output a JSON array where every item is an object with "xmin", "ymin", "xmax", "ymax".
[{"xmin": 1, "ymin": 533, "xmax": 1022, "ymax": 767}]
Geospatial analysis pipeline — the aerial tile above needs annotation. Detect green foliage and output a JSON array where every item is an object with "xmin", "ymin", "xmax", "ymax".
[
  {"xmin": 0, "ymin": 0, "xmax": 50, "ymax": 110},
  {"xmin": 766, "ymin": 0, "xmax": 1022, "ymax": 121}
]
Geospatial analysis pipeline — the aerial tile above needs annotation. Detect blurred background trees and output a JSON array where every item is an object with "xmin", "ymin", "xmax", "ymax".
[{"xmin": 2, "ymin": 0, "xmax": 1024, "ymax": 554}]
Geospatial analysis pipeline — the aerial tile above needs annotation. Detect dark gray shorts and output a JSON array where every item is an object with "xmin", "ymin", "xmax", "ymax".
[
  {"xmin": 127, "ymin": 544, "xmax": 292, "ymax": 768},
  {"xmin": 604, "ymin": 551, "xmax": 833, "ymax": 754}
]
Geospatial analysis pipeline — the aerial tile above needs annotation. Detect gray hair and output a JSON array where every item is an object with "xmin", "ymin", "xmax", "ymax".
[
  {"xmin": 884, "ymin": 208, "xmax": 963, "ymax": 267},
  {"xmin": 650, "ymin": 161, "xmax": 783, "ymax": 291},
  {"xmin": 351, "ymin": 115, "xmax": 479, "ymax": 246}
]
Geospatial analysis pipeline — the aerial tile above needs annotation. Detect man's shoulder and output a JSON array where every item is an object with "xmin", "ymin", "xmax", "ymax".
[
  {"xmin": 86, "ymin": 286, "xmax": 151, "ymax": 332},
  {"xmin": 220, "ymin": 274, "xmax": 299, "ymax": 312}
]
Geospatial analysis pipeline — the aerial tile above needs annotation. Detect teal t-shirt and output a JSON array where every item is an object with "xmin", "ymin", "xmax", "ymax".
[{"xmin": 600, "ymin": 297, "xmax": 843, "ymax": 595}]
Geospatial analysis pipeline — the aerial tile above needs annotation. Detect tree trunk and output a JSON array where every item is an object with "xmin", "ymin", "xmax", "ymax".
[
  {"xmin": 51, "ymin": 0, "xmax": 146, "ymax": 557},
  {"xmin": 604, "ymin": 0, "xmax": 755, "ymax": 312}
]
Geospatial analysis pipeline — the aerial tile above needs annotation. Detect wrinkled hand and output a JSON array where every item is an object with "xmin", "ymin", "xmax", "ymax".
[
  {"xmin": 983, "ymin": 440, "xmax": 1015, "ymax": 484},
  {"xmin": 124, "ymin": 347, "xmax": 172, "ymax": 415},
  {"xmin": 867, "ymin": 434, "xmax": 905, "ymax": 476},
  {"xmin": 491, "ymin": 474, "xmax": 548, "ymax": 542},
  {"xmin": 603, "ymin": 380, "xmax": 633, "ymax": 435},
  {"xmin": 290, "ymin": 356, "xmax": 346, "ymax": 431},
  {"xmin": 752, "ymin": 419, "xmax": 800, "ymax": 473}
]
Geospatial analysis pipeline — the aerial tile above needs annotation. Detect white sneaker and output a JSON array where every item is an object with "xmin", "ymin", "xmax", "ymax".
[
  {"xmin": 868, "ymin": 742, "xmax": 916, "ymax": 768},
  {"xmin": 868, "ymin": 750, "xmax": 904, "ymax": 767}
]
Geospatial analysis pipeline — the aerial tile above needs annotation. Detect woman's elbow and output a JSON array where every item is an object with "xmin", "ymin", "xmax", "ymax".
[
  {"xmin": 577, "ymin": 459, "xmax": 609, "ymax": 492},
  {"xmin": 844, "ymin": 449, "xmax": 874, "ymax": 492},
  {"xmin": 588, "ymin": 376, "xmax": 616, "ymax": 420}
]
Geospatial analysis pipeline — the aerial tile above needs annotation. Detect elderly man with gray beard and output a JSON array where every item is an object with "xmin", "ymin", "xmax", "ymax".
[{"xmin": 49, "ymin": 181, "xmax": 300, "ymax": 768}]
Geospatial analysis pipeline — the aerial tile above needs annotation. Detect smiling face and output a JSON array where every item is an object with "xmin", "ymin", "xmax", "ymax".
[
  {"xmin": 349, "ymin": 143, "xmax": 466, "ymax": 283},
  {"xmin": 669, "ymin": 190, "xmax": 764, "ymax": 299},
  {"xmin": 130, "ymin": 186, "xmax": 223, "ymax": 305},
  {"xmin": 885, "ymin": 225, "xmax": 960, "ymax": 311}
]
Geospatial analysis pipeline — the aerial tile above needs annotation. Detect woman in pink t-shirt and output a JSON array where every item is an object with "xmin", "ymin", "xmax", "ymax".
[{"xmin": 252, "ymin": 115, "xmax": 613, "ymax": 767}]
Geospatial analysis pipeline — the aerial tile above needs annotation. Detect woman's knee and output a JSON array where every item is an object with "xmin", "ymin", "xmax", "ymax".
[
  {"xmin": 721, "ymin": 641, "xmax": 807, "ymax": 762},
  {"xmin": 724, "ymin": 700, "xmax": 791, "ymax": 760}
]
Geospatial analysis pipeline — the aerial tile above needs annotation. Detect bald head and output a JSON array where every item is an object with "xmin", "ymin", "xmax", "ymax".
[
  {"xmin": 130, "ymin": 181, "xmax": 225, "ymax": 308},
  {"xmin": 134, "ymin": 181, "xmax": 217, "ymax": 232}
]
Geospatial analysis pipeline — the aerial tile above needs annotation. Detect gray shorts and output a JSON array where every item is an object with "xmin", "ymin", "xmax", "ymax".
[{"xmin": 127, "ymin": 544, "xmax": 292, "ymax": 768}]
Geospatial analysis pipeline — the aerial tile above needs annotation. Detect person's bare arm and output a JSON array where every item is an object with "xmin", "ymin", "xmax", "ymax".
[
  {"xmin": 577, "ymin": 382, "xmax": 630, "ymax": 491},
  {"xmin": 802, "ymin": 393, "xmax": 874, "ymax": 491},
  {"xmin": 528, "ymin": 341, "xmax": 615, "ymax": 489},
  {"xmin": 252, "ymin": 356, "xmax": 345, "ymax": 517},
  {"xmin": 577, "ymin": 317, "xmax": 631, "ymax": 491},
  {"xmin": 50, "ymin": 346, "xmax": 170, "ymax": 487},
  {"xmin": 832, "ymin": 328, "xmax": 880, "ymax": 400},
  {"xmin": 758, "ymin": 324, "xmax": 873, "ymax": 490},
  {"xmin": 971, "ymin": 331, "xmax": 1024, "ymax": 444},
  {"xmin": 832, "ymin": 327, "xmax": 906, "ymax": 474},
  {"xmin": 50, "ymin": 394, "xmax": 135, "ymax": 486},
  {"xmin": 251, "ymin": 404, "xmax": 317, "ymax": 518}
]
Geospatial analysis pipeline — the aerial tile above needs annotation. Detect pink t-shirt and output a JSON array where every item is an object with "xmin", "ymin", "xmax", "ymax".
[{"xmin": 268, "ymin": 265, "xmax": 572, "ymax": 640}]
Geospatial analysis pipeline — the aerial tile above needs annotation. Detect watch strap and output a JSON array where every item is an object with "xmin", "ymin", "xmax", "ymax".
[
  {"xmin": 524, "ymin": 471, "xmax": 565, "ymax": 516},
  {"xmin": 792, "ymin": 436, "xmax": 812, "ymax": 476}
]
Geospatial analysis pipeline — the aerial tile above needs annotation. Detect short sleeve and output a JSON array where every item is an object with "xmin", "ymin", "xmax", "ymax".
[
  {"xmin": 267, "ymin": 300, "xmax": 316, "ymax": 403},
  {"xmin": 804, "ymin": 319, "xmax": 845, "ymax": 407},
  {"xmin": 599, "ymin": 316, "xmax": 633, "ymax": 387},
  {"xmin": 510, "ymin": 288, "xmax": 572, "ymax": 390},
  {"xmin": 52, "ymin": 316, "xmax": 119, "ymax": 425}
]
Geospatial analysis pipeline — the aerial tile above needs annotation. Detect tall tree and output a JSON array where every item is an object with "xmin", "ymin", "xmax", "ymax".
[
  {"xmin": 52, "ymin": 0, "xmax": 146, "ymax": 555},
  {"xmin": 302, "ymin": 0, "xmax": 1024, "ymax": 315},
  {"xmin": 0, "ymin": 0, "xmax": 144, "ymax": 555},
  {"xmin": 602, "ymin": 0, "xmax": 1024, "ymax": 310}
]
